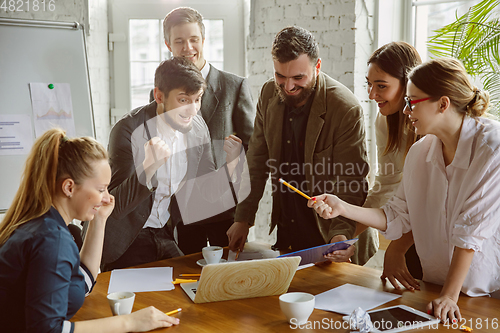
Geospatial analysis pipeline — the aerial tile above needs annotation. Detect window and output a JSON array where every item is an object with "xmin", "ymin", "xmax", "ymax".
[
  {"xmin": 412, "ymin": 0, "xmax": 481, "ymax": 62},
  {"xmin": 129, "ymin": 19, "xmax": 224, "ymax": 109},
  {"xmin": 376, "ymin": 0, "xmax": 479, "ymax": 58},
  {"xmin": 110, "ymin": 0, "xmax": 244, "ymax": 117},
  {"xmin": 129, "ymin": 20, "xmax": 162, "ymax": 109}
]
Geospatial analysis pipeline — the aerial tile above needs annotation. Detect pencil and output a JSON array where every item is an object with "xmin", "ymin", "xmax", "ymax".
[
  {"xmin": 172, "ymin": 278, "xmax": 198, "ymax": 285},
  {"xmin": 165, "ymin": 308, "xmax": 182, "ymax": 316},
  {"xmin": 279, "ymin": 178, "xmax": 314, "ymax": 200},
  {"xmin": 179, "ymin": 274, "xmax": 201, "ymax": 277},
  {"xmin": 235, "ymin": 249, "xmax": 240, "ymax": 260}
]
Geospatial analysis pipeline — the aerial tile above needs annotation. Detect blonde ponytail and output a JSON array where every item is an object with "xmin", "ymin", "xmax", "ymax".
[{"xmin": 0, "ymin": 129, "xmax": 107, "ymax": 246}]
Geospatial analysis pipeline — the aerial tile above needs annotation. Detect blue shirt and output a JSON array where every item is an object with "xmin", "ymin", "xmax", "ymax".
[{"xmin": 0, "ymin": 207, "xmax": 95, "ymax": 333}]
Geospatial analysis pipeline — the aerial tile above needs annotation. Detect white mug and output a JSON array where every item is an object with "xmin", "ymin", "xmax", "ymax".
[
  {"xmin": 107, "ymin": 291, "xmax": 135, "ymax": 316},
  {"xmin": 202, "ymin": 246, "xmax": 223, "ymax": 264},
  {"xmin": 279, "ymin": 292, "xmax": 315, "ymax": 325}
]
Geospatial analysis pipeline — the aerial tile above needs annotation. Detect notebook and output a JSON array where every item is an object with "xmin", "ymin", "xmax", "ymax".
[{"xmin": 181, "ymin": 256, "xmax": 301, "ymax": 303}]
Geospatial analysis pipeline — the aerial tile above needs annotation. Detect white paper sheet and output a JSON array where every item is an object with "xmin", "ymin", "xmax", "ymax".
[
  {"xmin": 227, "ymin": 242, "xmax": 280, "ymax": 262},
  {"xmin": 29, "ymin": 82, "xmax": 76, "ymax": 137},
  {"xmin": 0, "ymin": 114, "xmax": 33, "ymax": 155},
  {"xmin": 315, "ymin": 283, "xmax": 401, "ymax": 315},
  {"xmin": 297, "ymin": 263, "xmax": 315, "ymax": 270},
  {"xmin": 108, "ymin": 267, "xmax": 175, "ymax": 294}
]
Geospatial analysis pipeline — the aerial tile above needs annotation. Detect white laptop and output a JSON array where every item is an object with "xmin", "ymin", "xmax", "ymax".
[{"xmin": 181, "ymin": 256, "xmax": 301, "ymax": 303}]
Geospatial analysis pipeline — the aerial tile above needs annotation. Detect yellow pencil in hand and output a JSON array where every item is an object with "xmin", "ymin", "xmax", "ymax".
[
  {"xmin": 279, "ymin": 178, "xmax": 315, "ymax": 200},
  {"xmin": 165, "ymin": 308, "xmax": 182, "ymax": 316}
]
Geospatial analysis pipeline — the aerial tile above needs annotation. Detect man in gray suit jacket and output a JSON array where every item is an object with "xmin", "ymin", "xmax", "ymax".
[
  {"xmin": 101, "ymin": 57, "xmax": 242, "ymax": 271},
  {"xmin": 156, "ymin": 7, "xmax": 255, "ymax": 254}
]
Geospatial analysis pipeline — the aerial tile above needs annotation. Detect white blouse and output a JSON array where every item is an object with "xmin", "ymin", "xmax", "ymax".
[
  {"xmin": 382, "ymin": 116, "xmax": 500, "ymax": 297},
  {"xmin": 364, "ymin": 113, "xmax": 407, "ymax": 208}
]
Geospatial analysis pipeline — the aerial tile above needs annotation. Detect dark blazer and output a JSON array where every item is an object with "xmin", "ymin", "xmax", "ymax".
[
  {"xmin": 235, "ymin": 72, "xmax": 369, "ymax": 242},
  {"xmin": 101, "ymin": 101, "xmax": 236, "ymax": 265},
  {"xmin": 200, "ymin": 64, "xmax": 255, "ymax": 168}
]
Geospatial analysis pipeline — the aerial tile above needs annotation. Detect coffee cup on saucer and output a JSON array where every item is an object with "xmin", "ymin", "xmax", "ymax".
[{"xmin": 202, "ymin": 246, "xmax": 223, "ymax": 264}]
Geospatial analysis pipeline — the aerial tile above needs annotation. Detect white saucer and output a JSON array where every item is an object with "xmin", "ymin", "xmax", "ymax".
[{"xmin": 196, "ymin": 258, "xmax": 227, "ymax": 267}]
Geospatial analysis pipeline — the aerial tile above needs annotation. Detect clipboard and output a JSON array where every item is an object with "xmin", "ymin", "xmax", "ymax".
[{"xmin": 278, "ymin": 238, "xmax": 358, "ymax": 266}]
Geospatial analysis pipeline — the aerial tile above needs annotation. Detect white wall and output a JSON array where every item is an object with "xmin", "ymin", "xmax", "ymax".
[
  {"xmin": 0, "ymin": 0, "xmax": 88, "ymax": 28},
  {"xmin": 354, "ymin": 0, "xmax": 377, "ymax": 186},
  {"xmin": 87, "ymin": 0, "xmax": 111, "ymax": 146}
]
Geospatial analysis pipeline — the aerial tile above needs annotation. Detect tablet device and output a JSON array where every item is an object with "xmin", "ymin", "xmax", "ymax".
[{"xmin": 343, "ymin": 305, "xmax": 439, "ymax": 333}]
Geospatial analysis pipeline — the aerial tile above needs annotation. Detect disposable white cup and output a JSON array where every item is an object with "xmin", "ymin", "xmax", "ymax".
[
  {"xmin": 202, "ymin": 246, "xmax": 223, "ymax": 264},
  {"xmin": 279, "ymin": 292, "xmax": 315, "ymax": 325},
  {"xmin": 107, "ymin": 291, "xmax": 135, "ymax": 316}
]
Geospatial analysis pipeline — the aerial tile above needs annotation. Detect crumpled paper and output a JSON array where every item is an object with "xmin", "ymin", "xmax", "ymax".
[{"xmin": 349, "ymin": 307, "xmax": 373, "ymax": 333}]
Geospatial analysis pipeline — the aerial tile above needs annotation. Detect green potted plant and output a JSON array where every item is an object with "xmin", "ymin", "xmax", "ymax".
[{"xmin": 428, "ymin": 0, "xmax": 500, "ymax": 115}]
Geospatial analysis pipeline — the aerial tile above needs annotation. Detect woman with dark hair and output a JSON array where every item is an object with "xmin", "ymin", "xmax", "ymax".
[
  {"xmin": 0, "ymin": 128, "xmax": 179, "ymax": 332},
  {"xmin": 310, "ymin": 58, "xmax": 500, "ymax": 322},
  {"xmin": 352, "ymin": 42, "xmax": 421, "ymax": 267}
]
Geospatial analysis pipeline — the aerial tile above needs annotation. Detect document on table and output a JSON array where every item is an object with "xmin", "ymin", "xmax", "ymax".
[
  {"xmin": 227, "ymin": 242, "xmax": 280, "ymax": 261},
  {"xmin": 108, "ymin": 267, "xmax": 175, "ymax": 294},
  {"xmin": 315, "ymin": 283, "xmax": 401, "ymax": 315},
  {"xmin": 296, "ymin": 263, "xmax": 315, "ymax": 270}
]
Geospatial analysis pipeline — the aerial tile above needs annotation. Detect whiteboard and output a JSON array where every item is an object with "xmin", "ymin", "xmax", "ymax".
[{"xmin": 0, "ymin": 19, "xmax": 95, "ymax": 212}]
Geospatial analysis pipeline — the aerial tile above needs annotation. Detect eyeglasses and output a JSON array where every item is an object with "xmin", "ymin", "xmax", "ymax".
[{"xmin": 404, "ymin": 96, "xmax": 431, "ymax": 111}]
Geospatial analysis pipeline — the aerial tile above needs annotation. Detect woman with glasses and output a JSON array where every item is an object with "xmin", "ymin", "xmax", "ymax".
[
  {"xmin": 0, "ymin": 128, "xmax": 179, "ymax": 332},
  {"xmin": 350, "ymin": 42, "xmax": 421, "ymax": 268},
  {"xmin": 309, "ymin": 57, "xmax": 500, "ymax": 322}
]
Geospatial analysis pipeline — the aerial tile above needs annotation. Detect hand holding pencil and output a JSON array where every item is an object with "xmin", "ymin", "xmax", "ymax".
[
  {"xmin": 126, "ymin": 306, "xmax": 180, "ymax": 330},
  {"xmin": 307, "ymin": 193, "xmax": 344, "ymax": 220},
  {"xmin": 165, "ymin": 308, "xmax": 182, "ymax": 316}
]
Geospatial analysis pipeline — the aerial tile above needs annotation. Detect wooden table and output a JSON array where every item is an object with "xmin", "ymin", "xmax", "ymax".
[{"xmin": 73, "ymin": 251, "xmax": 500, "ymax": 332}]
